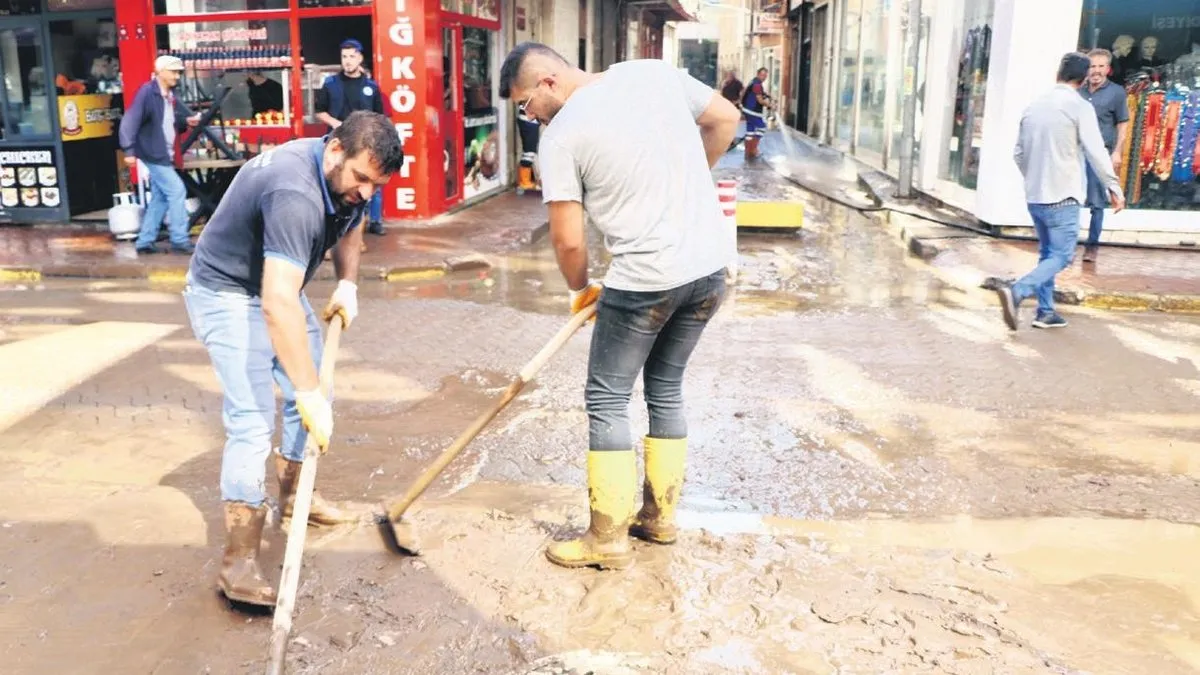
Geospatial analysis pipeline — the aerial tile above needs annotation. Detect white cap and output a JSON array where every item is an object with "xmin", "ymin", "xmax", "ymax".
[{"xmin": 155, "ymin": 55, "xmax": 185, "ymax": 72}]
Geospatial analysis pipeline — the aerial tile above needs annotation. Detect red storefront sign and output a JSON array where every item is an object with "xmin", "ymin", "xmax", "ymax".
[{"xmin": 376, "ymin": 0, "xmax": 439, "ymax": 220}]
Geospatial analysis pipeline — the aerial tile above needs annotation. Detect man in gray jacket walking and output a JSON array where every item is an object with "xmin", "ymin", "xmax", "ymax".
[{"xmin": 997, "ymin": 52, "xmax": 1125, "ymax": 331}]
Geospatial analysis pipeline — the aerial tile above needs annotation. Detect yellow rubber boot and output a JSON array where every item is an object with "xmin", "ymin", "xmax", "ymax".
[
  {"xmin": 630, "ymin": 437, "xmax": 686, "ymax": 545},
  {"xmin": 545, "ymin": 450, "xmax": 637, "ymax": 570}
]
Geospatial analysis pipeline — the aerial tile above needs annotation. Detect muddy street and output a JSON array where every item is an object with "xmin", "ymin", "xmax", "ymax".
[{"xmin": 1, "ymin": 178, "xmax": 1198, "ymax": 675}]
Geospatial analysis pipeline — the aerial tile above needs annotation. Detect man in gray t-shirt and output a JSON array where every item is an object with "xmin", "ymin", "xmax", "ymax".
[{"xmin": 499, "ymin": 43, "xmax": 740, "ymax": 571}]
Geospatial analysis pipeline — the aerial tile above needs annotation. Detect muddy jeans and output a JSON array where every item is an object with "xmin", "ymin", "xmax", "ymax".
[
  {"xmin": 182, "ymin": 276, "xmax": 323, "ymax": 505},
  {"xmin": 586, "ymin": 270, "xmax": 727, "ymax": 451}
]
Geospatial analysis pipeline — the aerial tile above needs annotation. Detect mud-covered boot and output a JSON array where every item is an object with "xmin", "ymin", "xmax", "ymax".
[
  {"xmin": 275, "ymin": 453, "xmax": 356, "ymax": 527},
  {"xmin": 217, "ymin": 502, "xmax": 277, "ymax": 606},
  {"xmin": 630, "ymin": 437, "xmax": 687, "ymax": 545},
  {"xmin": 545, "ymin": 450, "xmax": 637, "ymax": 570}
]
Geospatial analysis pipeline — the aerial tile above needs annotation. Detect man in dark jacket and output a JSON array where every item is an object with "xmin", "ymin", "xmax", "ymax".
[
  {"xmin": 315, "ymin": 38, "xmax": 388, "ymax": 236},
  {"xmin": 118, "ymin": 55, "xmax": 200, "ymax": 255}
]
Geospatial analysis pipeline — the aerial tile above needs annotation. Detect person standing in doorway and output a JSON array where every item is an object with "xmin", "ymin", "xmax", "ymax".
[
  {"xmin": 119, "ymin": 54, "xmax": 201, "ymax": 255},
  {"xmin": 741, "ymin": 67, "xmax": 772, "ymax": 159},
  {"xmin": 1080, "ymin": 48, "xmax": 1129, "ymax": 263},
  {"xmin": 499, "ymin": 43, "xmax": 740, "ymax": 570},
  {"xmin": 315, "ymin": 38, "xmax": 387, "ymax": 236},
  {"xmin": 998, "ymin": 52, "xmax": 1125, "ymax": 331}
]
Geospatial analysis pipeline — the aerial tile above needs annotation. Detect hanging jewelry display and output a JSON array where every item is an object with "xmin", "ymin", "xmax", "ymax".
[
  {"xmin": 1119, "ymin": 91, "xmax": 1140, "ymax": 190},
  {"xmin": 1172, "ymin": 90, "xmax": 1200, "ymax": 183},
  {"xmin": 1155, "ymin": 90, "xmax": 1185, "ymax": 180}
]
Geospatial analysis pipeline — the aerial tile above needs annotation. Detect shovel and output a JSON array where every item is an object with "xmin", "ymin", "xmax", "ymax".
[
  {"xmin": 266, "ymin": 314, "xmax": 344, "ymax": 675},
  {"xmin": 380, "ymin": 303, "xmax": 597, "ymax": 553}
]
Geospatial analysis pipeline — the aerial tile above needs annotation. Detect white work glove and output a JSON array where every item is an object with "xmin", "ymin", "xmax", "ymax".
[
  {"xmin": 569, "ymin": 281, "xmax": 603, "ymax": 318},
  {"xmin": 322, "ymin": 279, "xmax": 358, "ymax": 329},
  {"xmin": 295, "ymin": 389, "xmax": 333, "ymax": 454}
]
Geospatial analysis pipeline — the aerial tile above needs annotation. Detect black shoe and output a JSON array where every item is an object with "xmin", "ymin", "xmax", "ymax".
[
  {"xmin": 1082, "ymin": 245, "xmax": 1098, "ymax": 263},
  {"xmin": 367, "ymin": 221, "xmax": 385, "ymax": 236},
  {"xmin": 170, "ymin": 243, "xmax": 195, "ymax": 255},
  {"xmin": 1032, "ymin": 312, "xmax": 1068, "ymax": 329},
  {"xmin": 136, "ymin": 245, "xmax": 161, "ymax": 255},
  {"xmin": 995, "ymin": 285, "xmax": 1020, "ymax": 331}
]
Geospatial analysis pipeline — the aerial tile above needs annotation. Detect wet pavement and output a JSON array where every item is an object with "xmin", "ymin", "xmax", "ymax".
[{"xmin": 2, "ymin": 149, "xmax": 1200, "ymax": 675}]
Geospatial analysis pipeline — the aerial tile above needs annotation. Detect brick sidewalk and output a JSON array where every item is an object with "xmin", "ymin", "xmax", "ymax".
[
  {"xmin": 899, "ymin": 213, "xmax": 1200, "ymax": 310},
  {"xmin": 0, "ymin": 190, "xmax": 549, "ymax": 283}
]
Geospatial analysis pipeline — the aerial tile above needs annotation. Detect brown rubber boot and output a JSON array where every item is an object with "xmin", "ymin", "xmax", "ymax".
[
  {"xmin": 545, "ymin": 450, "xmax": 637, "ymax": 570},
  {"xmin": 217, "ymin": 501, "xmax": 277, "ymax": 606},
  {"xmin": 275, "ymin": 453, "xmax": 357, "ymax": 527},
  {"xmin": 630, "ymin": 437, "xmax": 687, "ymax": 545}
]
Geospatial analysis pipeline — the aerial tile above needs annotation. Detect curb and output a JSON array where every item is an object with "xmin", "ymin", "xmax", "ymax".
[
  {"xmin": 879, "ymin": 212, "xmax": 1200, "ymax": 313},
  {"xmin": 0, "ymin": 254, "xmax": 494, "ymax": 284}
]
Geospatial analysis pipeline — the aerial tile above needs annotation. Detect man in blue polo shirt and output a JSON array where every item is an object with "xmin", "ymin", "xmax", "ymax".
[
  {"xmin": 1080, "ymin": 48, "xmax": 1130, "ymax": 263},
  {"xmin": 315, "ymin": 38, "xmax": 388, "ymax": 236},
  {"xmin": 184, "ymin": 111, "xmax": 405, "ymax": 607}
]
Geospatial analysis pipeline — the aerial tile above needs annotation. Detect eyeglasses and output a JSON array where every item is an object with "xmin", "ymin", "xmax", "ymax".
[{"xmin": 517, "ymin": 92, "xmax": 534, "ymax": 116}]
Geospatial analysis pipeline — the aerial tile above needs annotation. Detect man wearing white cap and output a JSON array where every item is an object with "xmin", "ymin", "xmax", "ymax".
[{"xmin": 118, "ymin": 54, "xmax": 201, "ymax": 255}]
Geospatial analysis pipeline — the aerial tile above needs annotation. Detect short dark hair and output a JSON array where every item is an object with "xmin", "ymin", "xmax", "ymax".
[
  {"xmin": 332, "ymin": 111, "xmax": 404, "ymax": 175},
  {"xmin": 341, "ymin": 38, "xmax": 364, "ymax": 54},
  {"xmin": 499, "ymin": 41, "xmax": 569, "ymax": 99},
  {"xmin": 1057, "ymin": 52, "xmax": 1090, "ymax": 84},
  {"xmin": 757, "ymin": 67, "xmax": 768, "ymax": 74}
]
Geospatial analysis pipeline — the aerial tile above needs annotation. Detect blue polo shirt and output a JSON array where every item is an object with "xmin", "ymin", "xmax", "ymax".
[
  {"xmin": 1080, "ymin": 79, "xmax": 1129, "ymax": 151},
  {"xmin": 189, "ymin": 137, "xmax": 365, "ymax": 296}
]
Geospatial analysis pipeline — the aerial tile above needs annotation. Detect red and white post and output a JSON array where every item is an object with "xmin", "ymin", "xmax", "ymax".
[{"xmin": 716, "ymin": 179, "xmax": 738, "ymax": 282}]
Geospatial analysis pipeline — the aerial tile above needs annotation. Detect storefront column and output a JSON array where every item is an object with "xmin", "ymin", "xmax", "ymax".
[
  {"xmin": 972, "ymin": 0, "xmax": 1085, "ymax": 226},
  {"xmin": 377, "ymin": 0, "xmax": 443, "ymax": 220}
]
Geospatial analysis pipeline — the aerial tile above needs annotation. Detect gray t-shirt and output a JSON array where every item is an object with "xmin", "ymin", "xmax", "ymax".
[
  {"xmin": 189, "ymin": 137, "xmax": 366, "ymax": 296},
  {"xmin": 1079, "ymin": 79, "xmax": 1129, "ymax": 151},
  {"xmin": 538, "ymin": 60, "xmax": 735, "ymax": 293}
]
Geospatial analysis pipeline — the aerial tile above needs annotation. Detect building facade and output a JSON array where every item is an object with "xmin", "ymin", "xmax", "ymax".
[{"xmin": 789, "ymin": 0, "xmax": 1200, "ymax": 243}]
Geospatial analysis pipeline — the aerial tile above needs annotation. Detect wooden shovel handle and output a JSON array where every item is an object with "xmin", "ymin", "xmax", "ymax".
[{"xmin": 385, "ymin": 303, "xmax": 596, "ymax": 522}]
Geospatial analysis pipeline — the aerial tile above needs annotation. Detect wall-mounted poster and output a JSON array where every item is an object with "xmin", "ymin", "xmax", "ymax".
[
  {"xmin": 59, "ymin": 94, "xmax": 122, "ymax": 142},
  {"xmin": 0, "ymin": 147, "xmax": 60, "ymax": 212},
  {"xmin": 463, "ymin": 113, "xmax": 501, "ymax": 200}
]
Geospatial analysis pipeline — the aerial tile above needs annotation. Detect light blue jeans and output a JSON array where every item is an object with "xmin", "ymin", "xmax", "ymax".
[
  {"xmin": 182, "ymin": 277, "xmax": 324, "ymax": 505},
  {"xmin": 136, "ymin": 162, "xmax": 191, "ymax": 249},
  {"xmin": 1013, "ymin": 202, "xmax": 1080, "ymax": 315}
]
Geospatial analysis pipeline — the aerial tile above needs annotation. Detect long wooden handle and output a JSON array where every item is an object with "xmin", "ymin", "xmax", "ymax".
[
  {"xmin": 386, "ymin": 304, "xmax": 596, "ymax": 522},
  {"xmin": 267, "ymin": 315, "xmax": 344, "ymax": 675}
]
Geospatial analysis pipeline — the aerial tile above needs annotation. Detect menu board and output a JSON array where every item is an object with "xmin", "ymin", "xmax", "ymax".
[{"xmin": 0, "ymin": 147, "xmax": 61, "ymax": 210}]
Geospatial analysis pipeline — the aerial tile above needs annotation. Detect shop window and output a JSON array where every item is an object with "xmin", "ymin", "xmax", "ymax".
[
  {"xmin": 856, "ymin": 0, "xmax": 888, "ymax": 158},
  {"xmin": 0, "ymin": 1, "xmax": 40, "ymax": 15},
  {"xmin": 441, "ymin": 0, "xmax": 499, "ymax": 22},
  {"xmin": 299, "ymin": 1, "xmax": 372, "ymax": 7},
  {"xmin": 48, "ymin": 0, "xmax": 115, "ymax": 10},
  {"xmin": 155, "ymin": 21, "xmax": 293, "ymax": 132},
  {"xmin": 0, "ymin": 27, "xmax": 52, "ymax": 137},
  {"xmin": 154, "ymin": 0, "xmax": 288, "ymax": 14},
  {"xmin": 939, "ymin": 0, "xmax": 993, "ymax": 190},
  {"xmin": 297, "ymin": 15, "xmax": 373, "ymax": 124},
  {"xmin": 462, "ymin": 26, "xmax": 500, "ymax": 200},
  {"xmin": 1081, "ymin": 0, "xmax": 1200, "ymax": 211},
  {"xmin": 50, "ymin": 19, "xmax": 121, "ymax": 96},
  {"xmin": 834, "ymin": 0, "xmax": 861, "ymax": 148}
]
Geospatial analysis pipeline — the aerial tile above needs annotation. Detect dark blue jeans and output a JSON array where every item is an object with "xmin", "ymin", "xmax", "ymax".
[
  {"xmin": 585, "ymin": 271, "xmax": 727, "ymax": 451},
  {"xmin": 1084, "ymin": 164, "xmax": 1107, "ymax": 246}
]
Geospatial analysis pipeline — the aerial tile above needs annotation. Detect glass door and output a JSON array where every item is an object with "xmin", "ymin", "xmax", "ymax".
[
  {"xmin": 0, "ymin": 17, "xmax": 69, "ymax": 222},
  {"xmin": 442, "ymin": 23, "xmax": 462, "ymax": 207}
]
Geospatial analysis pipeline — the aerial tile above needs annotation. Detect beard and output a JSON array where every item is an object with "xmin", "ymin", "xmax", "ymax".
[{"xmin": 326, "ymin": 164, "xmax": 363, "ymax": 211}]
